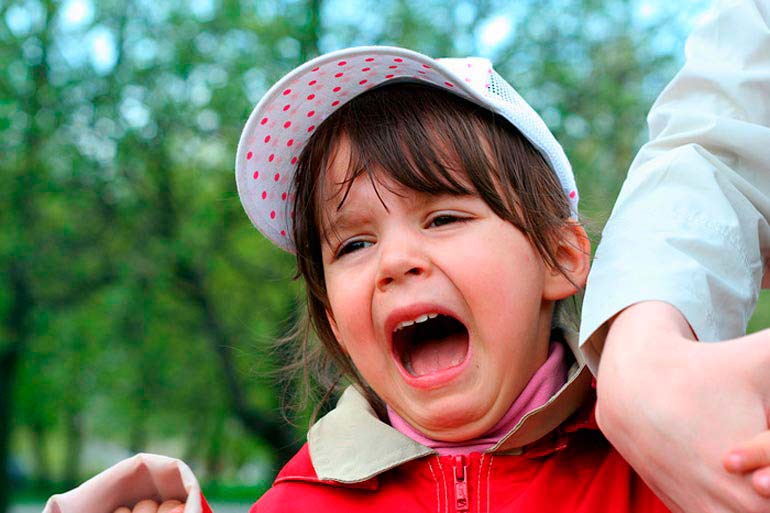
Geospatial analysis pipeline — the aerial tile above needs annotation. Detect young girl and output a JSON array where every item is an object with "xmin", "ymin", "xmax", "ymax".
[
  {"xmin": 227, "ymin": 45, "xmax": 667, "ymax": 512},
  {"xmin": 48, "ymin": 45, "xmax": 770, "ymax": 513}
]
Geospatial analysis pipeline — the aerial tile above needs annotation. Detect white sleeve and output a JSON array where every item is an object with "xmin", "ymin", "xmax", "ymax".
[
  {"xmin": 579, "ymin": 0, "xmax": 770, "ymax": 373},
  {"xmin": 42, "ymin": 453, "xmax": 206, "ymax": 513}
]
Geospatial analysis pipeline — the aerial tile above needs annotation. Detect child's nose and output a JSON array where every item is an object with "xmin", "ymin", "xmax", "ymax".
[{"xmin": 376, "ymin": 234, "xmax": 430, "ymax": 291}]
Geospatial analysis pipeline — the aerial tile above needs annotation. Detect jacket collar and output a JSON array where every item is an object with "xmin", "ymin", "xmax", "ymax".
[{"xmin": 308, "ymin": 326, "xmax": 592, "ymax": 483}]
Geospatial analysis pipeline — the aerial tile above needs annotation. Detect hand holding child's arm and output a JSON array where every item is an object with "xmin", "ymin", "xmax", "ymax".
[
  {"xmin": 113, "ymin": 500, "xmax": 186, "ymax": 513},
  {"xmin": 596, "ymin": 301, "xmax": 770, "ymax": 513},
  {"xmin": 725, "ymin": 431, "xmax": 770, "ymax": 497}
]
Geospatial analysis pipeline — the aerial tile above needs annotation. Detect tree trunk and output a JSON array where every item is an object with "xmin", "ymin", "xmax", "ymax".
[
  {"xmin": 144, "ymin": 134, "xmax": 301, "ymax": 467},
  {"xmin": 0, "ymin": 345, "xmax": 21, "ymax": 513},
  {"xmin": 0, "ymin": 255, "xmax": 34, "ymax": 511},
  {"xmin": 204, "ymin": 415, "xmax": 224, "ymax": 482},
  {"xmin": 175, "ymin": 258, "xmax": 301, "ymax": 466},
  {"xmin": 62, "ymin": 410, "xmax": 83, "ymax": 489},
  {"xmin": 0, "ymin": 2, "xmax": 51, "ymax": 508},
  {"xmin": 128, "ymin": 405, "xmax": 149, "ymax": 454},
  {"xmin": 30, "ymin": 420, "xmax": 51, "ymax": 487}
]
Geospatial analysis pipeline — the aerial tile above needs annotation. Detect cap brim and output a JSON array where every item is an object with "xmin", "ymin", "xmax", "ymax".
[
  {"xmin": 235, "ymin": 46, "xmax": 577, "ymax": 253},
  {"xmin": 236, "ymin": 46, "xmax": 497, "ymax": 253}
]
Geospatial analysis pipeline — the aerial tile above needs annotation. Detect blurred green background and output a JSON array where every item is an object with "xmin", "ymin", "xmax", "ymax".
[{"xmin": 5, "ymin": 0, "xmax": 770, "ymax": 511}]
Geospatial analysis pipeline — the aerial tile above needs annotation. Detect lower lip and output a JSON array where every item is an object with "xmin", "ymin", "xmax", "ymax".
[{"xmin": 395, "ymin": 345, "xmax": 473, "ymax": 390}]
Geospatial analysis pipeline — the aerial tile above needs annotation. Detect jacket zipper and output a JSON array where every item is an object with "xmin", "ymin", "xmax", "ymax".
[{"xmin": 453, "ymin": 455, "xmax": 469, "ymax": 512}]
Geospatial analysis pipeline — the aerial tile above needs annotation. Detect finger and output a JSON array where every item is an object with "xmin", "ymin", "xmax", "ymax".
[
  {"xmin": 753, "ymin": 467, "xmax": 770, "ymax": 498},
  {"xmin": 724, "ymin": 431, "xmax": 770, "ymax": 473},
  {"xmin": 114, "ymin": 508, "xmax": 132, "ymax": 513},
  {"xmin": 133, "ymin": 499, "xmax": 160, "ymax": 513},
  {"xmin": 158, "ymin": 500, "xmax": 184, "ymax": 513}
]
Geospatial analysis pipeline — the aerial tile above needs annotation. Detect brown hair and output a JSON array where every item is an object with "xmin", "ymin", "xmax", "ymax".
[{"xmin": 283, "ymin": 82, "xmax": 578, "ymax": 422}]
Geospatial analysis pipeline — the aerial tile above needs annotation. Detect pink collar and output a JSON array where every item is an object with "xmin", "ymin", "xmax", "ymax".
[{"xmin": 387, "ymin": 341, "xmax": 568, "ymax": 455}]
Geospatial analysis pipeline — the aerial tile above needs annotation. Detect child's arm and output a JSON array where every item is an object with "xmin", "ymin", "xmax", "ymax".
[
  {"xmin": 724, "ymin": 431, "xmax": 770, "ymax": 497},
  {"xmin": 113, "ymin": 500, "xmax": 186, "ymax": 513}
]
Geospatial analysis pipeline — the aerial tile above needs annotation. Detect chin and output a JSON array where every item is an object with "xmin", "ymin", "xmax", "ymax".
[{"xmin": 407, "ymin": 400, "xmax": 495, "ymax": 442}]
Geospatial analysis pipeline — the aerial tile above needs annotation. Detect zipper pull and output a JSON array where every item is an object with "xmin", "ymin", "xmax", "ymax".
[{"xmin": 453, "ymin": 455, "xmax": 469, "ymax": 512}]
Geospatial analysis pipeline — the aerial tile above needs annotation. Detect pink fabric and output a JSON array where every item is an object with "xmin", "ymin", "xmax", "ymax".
[
  {"xmin": 387, "ymin": 341, "xmax": 568, "ymax": 455},
  {"xmin": 42, "ymin": 453, "xmax": 205, "ymax": 513}
]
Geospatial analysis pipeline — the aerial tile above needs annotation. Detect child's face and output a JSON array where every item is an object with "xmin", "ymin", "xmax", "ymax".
[{"xmin": 319, "ymin": 139, "xmax": 580, "ymax": 442}]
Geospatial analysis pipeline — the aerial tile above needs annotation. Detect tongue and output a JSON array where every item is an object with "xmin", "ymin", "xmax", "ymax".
[{"xmin": 408, "ymin": 332, "xmax": 468, "ymax": 376}]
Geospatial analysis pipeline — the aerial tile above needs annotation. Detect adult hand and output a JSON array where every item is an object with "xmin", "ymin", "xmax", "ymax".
[
  {"xmin": 114, "ymin": 500, "xmax": 185, "ymax": 513},
  {"xmin": 595, "ymin": 301, "xmax": 770, "ymax": 513}
]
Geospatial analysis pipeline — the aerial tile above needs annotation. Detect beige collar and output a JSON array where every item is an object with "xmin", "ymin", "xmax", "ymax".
[{"xmin": 308, "ymin": 327, "xmax": 592, "ymax": 483}]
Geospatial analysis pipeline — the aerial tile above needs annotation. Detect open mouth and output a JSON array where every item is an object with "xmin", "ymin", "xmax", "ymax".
[{"xmin": 392, "ymin": 313, "xmax": 470, "ymax": 377}]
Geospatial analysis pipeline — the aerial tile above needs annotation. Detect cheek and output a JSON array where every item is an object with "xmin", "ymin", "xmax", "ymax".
[
  {"xmin": 325, "ymin": 269, "xmax": 371, "ymax": 340},
  {"xmin": 455, "ymin": 243, "xmax": 545, "ymax": 317}
]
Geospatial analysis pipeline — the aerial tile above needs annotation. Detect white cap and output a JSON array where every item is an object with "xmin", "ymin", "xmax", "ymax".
[{"xmin": 236, "ymin": 45, "xmax": 577, "ymax": 253}]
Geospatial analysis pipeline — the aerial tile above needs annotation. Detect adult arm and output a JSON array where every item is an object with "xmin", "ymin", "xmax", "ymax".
[{"xmin": 580, "ymin": 0, "xmax": 770, "ymax": 511}]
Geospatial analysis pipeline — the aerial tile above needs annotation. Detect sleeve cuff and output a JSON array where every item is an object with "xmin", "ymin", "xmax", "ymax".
[{"xmin": 43, "ymin": 453, "xmax": 206, "ymax": 513}]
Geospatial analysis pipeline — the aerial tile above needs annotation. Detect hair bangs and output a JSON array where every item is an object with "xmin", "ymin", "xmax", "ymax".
[{"xmin": 333, "ymin": 89, "xmax": 485, "ymax": 204}]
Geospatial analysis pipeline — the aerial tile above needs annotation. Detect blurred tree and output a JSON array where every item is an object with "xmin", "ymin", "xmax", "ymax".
[
  {"xmin": 2, "ymin": 0, "xmax": 709, "ymax": 510},
  {"xmin": 1, "ymin": 0, "xmax": 119, "ymax": 507}
]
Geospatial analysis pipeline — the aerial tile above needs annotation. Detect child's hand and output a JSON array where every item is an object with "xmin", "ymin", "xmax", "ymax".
[
  {"xmin": 113, "ymin": 499, "xmax": 185, "ymax": 513},
  {"xmin": 724, "ymin": 431, "xmax": 770, "ymax": 497}
]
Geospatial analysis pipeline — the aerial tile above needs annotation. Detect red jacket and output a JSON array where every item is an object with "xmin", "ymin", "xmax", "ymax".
[{"xmin": 250, "ymin": 388, "xmax": 669, "ymax": 513}]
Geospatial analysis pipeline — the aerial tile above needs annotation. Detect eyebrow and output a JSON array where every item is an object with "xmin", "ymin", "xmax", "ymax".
[
  {"xmin": 322, "ymin": 188, "xmax": 480, "ymax": 241},
  {"xmin": 318, "ymin": 174, "xmax": 391, "ymax": 243},
  {"xmin": 320, "ymin": 206, "xmax": 373, "ymax": 245}
]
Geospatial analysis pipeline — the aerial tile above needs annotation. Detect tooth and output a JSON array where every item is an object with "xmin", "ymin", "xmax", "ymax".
[
  {"xmin": 415, "ymin": 314, "xmax": 429, "ymax": 324},
  {"xmin": 396, "ymin": 319, "xmax": 414, "ymax": 331},
  {"xmin": 427, "ymin": 313, "xmax": 438, "ymax": 319}
]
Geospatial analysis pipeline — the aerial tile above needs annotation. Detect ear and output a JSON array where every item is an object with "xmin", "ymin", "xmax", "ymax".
[
  {"xmin": 543, "ymin": 222, "xmax": 591, "ymax": 301},
  {"xmin": 325, "ymin": 308, "xmax": 348, "ymax": 354}
]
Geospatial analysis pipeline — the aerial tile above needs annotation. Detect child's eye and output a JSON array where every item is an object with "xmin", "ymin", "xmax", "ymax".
[
  {"xmin": 336, "ymin": 239, "xmax": 372, "ymax": 258},
  {"xmin": 428, "ymin": 214, "xmax": 469, "ymax": 228}
]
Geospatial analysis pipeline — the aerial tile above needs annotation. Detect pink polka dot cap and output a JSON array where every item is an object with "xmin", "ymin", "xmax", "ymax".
[{"xmin": 236, "ymin": 45, "xmax": 577, "ymax": 253}]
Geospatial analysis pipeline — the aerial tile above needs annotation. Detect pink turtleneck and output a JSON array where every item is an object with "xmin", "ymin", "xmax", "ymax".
[{"xmin": 387, "ymin": 341, "xmax": 568, "ymax": 455}]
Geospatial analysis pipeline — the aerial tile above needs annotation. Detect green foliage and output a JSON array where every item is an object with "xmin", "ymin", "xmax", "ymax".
[{"xmin": 2, "ymin": 0, "xmax": 730, "ymax": 508}]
